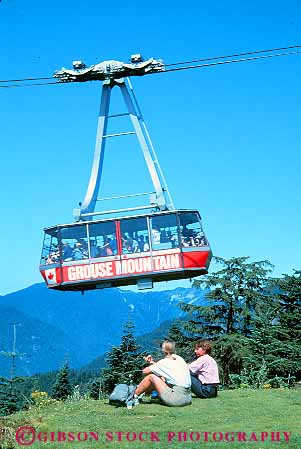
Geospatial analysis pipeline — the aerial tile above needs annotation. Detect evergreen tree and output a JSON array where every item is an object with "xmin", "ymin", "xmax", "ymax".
[
  {"xmin": 88, "ymin": 378, "xmax": 102, "ymax": 399},
  {"xmin": 268, "ymin": 271, "xmax": 301, "ymax": 381},
  {"xmin": 274, "ymin": 270, "xmax": 301, "ymax": 330},
  {"xmin": 167, "ymin": 320, "xmax": 195, "ymax": 361},
  {"xmin": 102, "ymin": 317, "xmax": 146, "ymax": 393},
  {"xmin": 180, "ymin": 256, "xmax": 273, "ymax": 338},
  {"xmin": 244, "ymin": 292, "xmax": 286, "ymax": 379},
  {"xmin": 51, "ymin": 361, "xmax": 73, "ymax": 400},
  {"xmin": 213, "ymin": 333, "xmax": 250, "ymax": 385},
  {"xmin": 0, "ymin": 377, "xmax": 24, "ymax": 416},
  {"xmin": 237, "ymin": 272, "xmax": 301, "ymax": 385}
]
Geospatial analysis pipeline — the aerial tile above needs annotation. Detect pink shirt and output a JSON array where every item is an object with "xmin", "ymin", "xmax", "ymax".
[{"xmin": 188, "ymin": 354, "xmax": 220, "ymax": 384}]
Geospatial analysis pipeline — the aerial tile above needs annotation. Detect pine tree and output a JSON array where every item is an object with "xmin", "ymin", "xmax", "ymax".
[
  {"xmin": 180, "ymin": 256, "xmax": 273, "ymax": 338},
  {"xmin": 102, "ymin": 317, "xmax": 146, "ymax": 393},
  {"xmin": 0, "ymin": 377, "xmax": 23, "ymax": 416},
  {"xmin": 51, "ymin": 361, "xmax": 73, "ymax": 400},
  {"xmin": 213, "ymin": 333, "xmax": 251, "ymax": 385},
  {"xmin": 89, "ymin": 378, "xmax": 102, "ymax": 399},
  {"xmin": 269, "ymin": 270, "xmax": 301, "ymax": 381},
  {"xmin": 167, "ymin": 320, "xmax": 195, "ymax": 361},
  {"xmin": 238, "ymin": 272, "xmax": 301, "ymax": 385}
]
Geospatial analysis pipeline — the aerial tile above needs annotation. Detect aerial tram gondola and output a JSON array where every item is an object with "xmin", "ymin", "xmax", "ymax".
[{"xmin": 39, "ymin": 55, "xmax": 212, "ymax": 291}]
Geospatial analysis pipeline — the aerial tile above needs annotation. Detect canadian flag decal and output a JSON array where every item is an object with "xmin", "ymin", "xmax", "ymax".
[{"xmin": 45, "ymin": 268, "xmax": 57, "ymax": 284}]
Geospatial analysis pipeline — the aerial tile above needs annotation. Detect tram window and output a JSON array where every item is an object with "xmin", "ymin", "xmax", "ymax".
[
  {"xmin": 41, "ymin": 230, "xmax": 59, "ymax": 265},
  {"xmin": 88, "ymin": 221, "xmax": 117, "ymax": 258},
  {"xmin": 151, "ymin": 214, "xmax": 179, "ymax": 250},
  {"xmin": 179, "ymin": 212, "xmax": 208, "ymax": 247},
  {"xmin": 60, "ymin": 225, "xmax": 89, "ymax": 261},
  {"xmin": 120, "ymin": 217, "xmax": 149, "ymax": 254}
]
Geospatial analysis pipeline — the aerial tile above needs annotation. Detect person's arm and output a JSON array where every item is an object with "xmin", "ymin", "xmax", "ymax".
[
  {"xmin": 187, "ymin": 358, "xmax": 202, "ymax": 375},
  {"xmin": 142, "ymin": 354, "xmax": 155, "ymax": 374},
  {"xmin": 147, "ymin": 359, "xmax": 167, "ymax": 383}
]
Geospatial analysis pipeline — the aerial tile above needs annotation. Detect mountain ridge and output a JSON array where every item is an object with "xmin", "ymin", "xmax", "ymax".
[{"xmin": 0, "ymin": 283, "xmax": 205, "ymax": 376}]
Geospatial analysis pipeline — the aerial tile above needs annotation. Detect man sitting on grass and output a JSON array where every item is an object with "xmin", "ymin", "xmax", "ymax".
[
  {"xmin": 128, "ymin": 340, "xmax": 191, "ymax": 408},
  {"xmin": 187, "ymin": 339, "xmax": 220, "ymax": 399}
]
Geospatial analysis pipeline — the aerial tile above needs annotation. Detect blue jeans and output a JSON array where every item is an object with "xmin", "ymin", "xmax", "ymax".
[{"xmin": 190, "ymin": 375, "xmax": 218, "ymax": 398}]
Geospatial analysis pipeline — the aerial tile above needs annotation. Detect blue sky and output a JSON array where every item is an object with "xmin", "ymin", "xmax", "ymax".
[{"xmin": 0, "ymin": 0, "xmax": 300, "ymax": 295}]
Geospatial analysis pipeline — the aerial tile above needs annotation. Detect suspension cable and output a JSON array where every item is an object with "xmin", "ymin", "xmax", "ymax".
[
  {"xmin": 0, "ymin": 46, "xmax": 300, "ymax": 88},
  {"xmin": 164, "ymin": 44, "xmax": 301, "ymax": 67},
  {"xmin": 0, "ymin": 76, "xmax": 53, "ymax": 83},
  {"xmin": 0, "ymin": 81, "xmax": 61, "ymax": 88},
  {"xmin": 162, "ymin": 50, "xmax": 301, "ymax": 74}
]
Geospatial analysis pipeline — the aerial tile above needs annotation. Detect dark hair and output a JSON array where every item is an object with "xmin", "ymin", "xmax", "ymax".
[{"xmin": 194, "ymin": 339, "xmax": 212, "ymax": 354}]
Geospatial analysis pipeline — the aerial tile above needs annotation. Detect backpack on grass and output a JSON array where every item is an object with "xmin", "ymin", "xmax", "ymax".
[{"xmin": 108, "ymin": 383, "xmax": 136, "ymax": 407}]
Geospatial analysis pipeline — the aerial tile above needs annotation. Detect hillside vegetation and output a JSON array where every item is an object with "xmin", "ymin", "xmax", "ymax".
[
  {"xmin": 0, "ymin": 285, "xmax": 202, "ymax": 377},
  {"xmin": 1, "ymin": 389, "xmax": 301, "ymax": 449}
]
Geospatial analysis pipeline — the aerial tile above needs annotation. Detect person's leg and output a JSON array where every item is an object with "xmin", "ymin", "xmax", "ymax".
[
  {"xmin": 190, "ymin": 375, "xmax": 217, "ymax": 398},
  {"xmin": 190, "ymin": 375, "xmax": 206, "ymax": 397},
  {"xmin": 134, "ymin": 375, "xmax": 154, "ymax": 396},
  {"xmin": 135, "ymin": 374, "xmax": 167, "ymax": 396}
]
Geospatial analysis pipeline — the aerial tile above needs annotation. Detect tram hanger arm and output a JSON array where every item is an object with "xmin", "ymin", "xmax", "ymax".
[{"xmin": 53, "ymin": 57, "xmax": 165, "ymax": 83}]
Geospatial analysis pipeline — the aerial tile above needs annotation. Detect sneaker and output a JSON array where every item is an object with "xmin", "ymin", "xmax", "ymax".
[
  {"xmin": 133, "ymin": 396, "xmax": 140, "ymax": 406},
  {"xmin": 137, "ymin": 393, "xmax": 145, "ymax": 403},
  {"xmin": 126, "ymin": 394, "xmax": 139, "ymax": 409}
]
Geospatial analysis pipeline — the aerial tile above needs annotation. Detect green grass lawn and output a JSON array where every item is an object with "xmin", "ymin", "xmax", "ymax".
[{"xmin": 1, "ymin": 389, "xmax": 301, "ymax": 449}]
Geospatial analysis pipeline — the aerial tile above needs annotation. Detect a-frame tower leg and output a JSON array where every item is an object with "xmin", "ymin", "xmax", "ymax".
[{"xmin": 77, "ymin": 78, "xmax": 174, "ymax": 221}]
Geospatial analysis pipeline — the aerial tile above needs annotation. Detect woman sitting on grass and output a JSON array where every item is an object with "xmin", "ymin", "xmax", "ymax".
[
  {"xmin": 129, "ymin": 340, "xmax": 191, "ymax": 407},
  {"xmin": 187, "ymin": 339, "xmax": 220, "ymax": 399}
]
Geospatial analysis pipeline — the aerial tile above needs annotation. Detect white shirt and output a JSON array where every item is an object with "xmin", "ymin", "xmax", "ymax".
[
  {"xmin": 150, "ymin": 355, "xmax": 191, "ymax": 388},
  {"xmin": 151, "ymin": 229, "xmax": 160, "ymax": 244}
]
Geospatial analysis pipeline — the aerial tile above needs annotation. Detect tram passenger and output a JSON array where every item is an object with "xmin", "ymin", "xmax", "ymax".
[
  {"xmin": 181, "ymin": 224, "xmax": 194, "ymax": 239},
  {"xmin": 62, "ymin": 242, "xmax": 73, "ymax": 261},
  {"xmin": 167, "ymin": 231, "xmax": 178, "ymax": 248},
  {"xmin": 189, "ymin": 236, "xmax": 196, "ymax": 246},
  {"xmin": 132, "ymin": 237, "xmax": 139, "ymax": 253},
  {"xmin": 98, "ymin": 235, "xmax": 111, "ymax": 256},
  {"xmin": 122, "ymin": 234, "xmax": 138, "ymax": 253},
  {"xmin": 46, "ymin": 252, "xmax": 59, "ymax": 264},
  {"xmin": 125, "ymin": 235, "xmax": 134, "ymax": 253},
  {"xmin": 105, "ymin": 240, "xmax": 113, "ymax": 256},
  {"xmin": 103, "ymin": 237, "xmax": 117, "ymax": 256},
  {"xmin": 108, "ymin": 236, "xmax": 117, "ymax": 255},
  {"xmin": 151, "ymin": 225, "xmax": 161, "ymax": 246},
  {"xmin": 127, "ymin": 340, "xmax": 191, "ymax": 408},
  {"xmin": 194, "ymin": 232, "xmax": 208, "ymax": 246},
  {"xmin": 160, "ymin": 230, "xmax": 169, "ymax": 243},
  {"xmin": 121, "ymin": 233, "xmax": 130, "ymax": 253},
  {"xmin": 129, "ymin": 232, "xmax": 139, "ymax": 253},
  {"xmin": 188, "ymin": 340, "xmax": 219, "ymax": 399},
  {"xmin": 78, "ymin": 239, "xmax": 88, "ymax": 251},
  {"xmin": 72, "ymin": 242, "xmax": 85, "ymax": 260},
  {"xmin": 138, "ymin": 235, "xmax": 144, "ymax": 252},
  {"xmin": 90, "ymin": 240, "xmax": 99, "ymax": 258},
  {"xmin": 138, "ymin": 235, "xmax": 149, "ymax": 252},
  {"xmin": 46, "ymin": 243, "xmax": 60, "ymax": 263},
  {"xmin": 145, "ymin": 236, "xmax": 150, "ymax": 252},
  {"xmin": 181, "ymin": 236, "xmax": 190, "ymax": 247}
]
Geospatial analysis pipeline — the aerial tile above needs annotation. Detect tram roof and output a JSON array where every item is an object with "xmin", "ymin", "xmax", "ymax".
[{"xmin": 43, "ymin": 209, "xmax": 201, "ymax": 232}]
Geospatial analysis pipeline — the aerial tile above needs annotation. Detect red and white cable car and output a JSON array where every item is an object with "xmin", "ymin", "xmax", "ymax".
[
  {"xmin": 39, "ymin": 56, "xmax": 212, "ymax": 291},
  {"xmin": 40, "ymin": 209, "xmax": 211, "ymax": 291}
]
